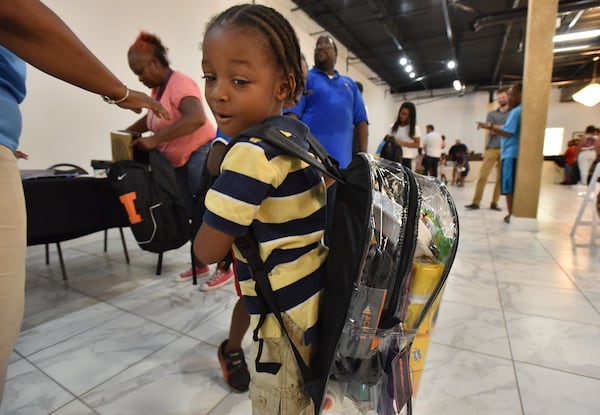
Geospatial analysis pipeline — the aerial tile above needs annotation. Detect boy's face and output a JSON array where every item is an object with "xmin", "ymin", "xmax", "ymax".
[
  {"xmin": 202, "ymin": 25, "xmax": 291, "ymax": 138},
  {"xmin": 508, "ymin": 86, "xmax": 521, "ymax": 108}
]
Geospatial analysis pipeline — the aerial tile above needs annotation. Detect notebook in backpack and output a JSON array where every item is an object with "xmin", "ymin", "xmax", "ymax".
[{"xmin": 234, "ymin": 123, "xmax": 459, "ymax": 415}]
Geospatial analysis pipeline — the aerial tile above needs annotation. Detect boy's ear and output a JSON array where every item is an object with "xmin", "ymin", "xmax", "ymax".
[{"xmin": 276, "ymin": 73, "xmax": 296, "ymax": 102}]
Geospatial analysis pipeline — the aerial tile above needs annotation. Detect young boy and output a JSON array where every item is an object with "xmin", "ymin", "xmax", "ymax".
[{"xmin": 195, "ymin": 5, "xmax": 327, "ymax": 414}]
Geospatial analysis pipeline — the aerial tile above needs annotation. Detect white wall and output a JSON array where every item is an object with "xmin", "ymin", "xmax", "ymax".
[
  {"xmin": 413, "ymin": 91, "xmax": 490, "ymax": 154},
  {"xmin": 16, "ymin": 1, "xmax": 600, "ymax": 170},
  {"xmin": 411, "ymin": 88, "xmax": 600, "ymax": 155}
]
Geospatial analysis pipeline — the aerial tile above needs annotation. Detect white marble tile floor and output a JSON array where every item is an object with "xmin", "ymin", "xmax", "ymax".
[{"xmin": 1, "ymin": 180, "xmax": 599, "ymax": 414}]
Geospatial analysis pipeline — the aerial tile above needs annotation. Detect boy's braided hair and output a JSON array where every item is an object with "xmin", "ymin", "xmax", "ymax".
[{"xmin": 205, "ymin": 4, "xmax": 305, "ymax": 104}]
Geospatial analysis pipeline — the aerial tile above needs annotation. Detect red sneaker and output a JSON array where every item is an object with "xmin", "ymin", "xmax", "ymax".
[
  {"xmin": 200, "ymin": 268, "xmax": 234, "ymax": 291},
  {"xmin": 174, "ymin": 265, "xmax": 210, "ymax": 282}
]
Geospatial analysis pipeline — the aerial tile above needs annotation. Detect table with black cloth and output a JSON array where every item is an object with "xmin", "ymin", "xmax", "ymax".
[{"xmin": 22, "ymin": 176, "xmax": 130, "ymax": 279}]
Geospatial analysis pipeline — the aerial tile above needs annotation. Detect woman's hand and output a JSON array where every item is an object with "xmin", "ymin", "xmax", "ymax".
[
  {"xmin": 14, "ymin": 150, "xmax": 29, "ymax": 160},
  {"xmin": 117, "ymin": 89, "xmax": 170, "ymax": 119},
  {"xmin": 132, "ymin": 136, "xmax": 160, "ymax": 151}
]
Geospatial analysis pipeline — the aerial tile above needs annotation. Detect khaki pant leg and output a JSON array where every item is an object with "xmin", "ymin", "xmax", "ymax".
[
  {"xmin": 472, "ymin": 148, "xmax": 500, "ymax": 205},
  {"xmin": 491, "ymin": 150, "xmax": 502, "ymax": 205},
  {"xmin": 0, "ymin": 146, "xmax": 26, "ymax": 403},
  {"xmin": 249, "ymin": 314, "xmax": 314, "ymax": 415}
]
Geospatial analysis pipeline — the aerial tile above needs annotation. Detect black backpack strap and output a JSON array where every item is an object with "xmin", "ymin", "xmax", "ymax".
[
  {"xmin": 235, "ymin": 234, "xmax": 314, "ymax": 384},
  {"xmin": 237, "ymin": 124, "xmax": 345, "ymax": 184}
]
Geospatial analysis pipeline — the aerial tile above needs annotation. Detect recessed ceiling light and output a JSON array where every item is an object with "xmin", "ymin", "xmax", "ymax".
[
  {"xmin": 453, "ymin": 80, "xmax": 462, "ymax": 91},
  {"xmin": 399, "ymin": 57, "xmax": 408, "ymax": 66},
  {"xmin": 405, "ymin": 64, "xmax": 413, "ymax": 73},
  {"xmin": 409, "ymin": 72, "xmax": 416, "ymax": 78},
  {"xmin": 447, "ymin": 60, "xmax": 456, "ymax": 69}
]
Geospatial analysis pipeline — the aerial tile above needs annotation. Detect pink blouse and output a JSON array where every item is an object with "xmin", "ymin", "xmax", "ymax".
[{"xmin": 148, "ymin": 70, "xmax": 215, "ymax": 167}]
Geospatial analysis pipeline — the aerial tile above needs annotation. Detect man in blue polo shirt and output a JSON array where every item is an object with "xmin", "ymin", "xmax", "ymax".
[{"xmin": 285, "ymin": 34, "xmax": 368, "ymax": 168}]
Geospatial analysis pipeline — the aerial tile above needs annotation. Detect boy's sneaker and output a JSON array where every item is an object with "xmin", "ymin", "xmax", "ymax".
[
  {"xmin": 200, "ymin": 268, "xmax": 234, "ymax": 291},
  {"xmin": 174, "ymin": 265, "xmax": 210, "ymax": 282},
  {"xmin": 218, "ymin": 340, "xmax": 250, "ymax": 393}
]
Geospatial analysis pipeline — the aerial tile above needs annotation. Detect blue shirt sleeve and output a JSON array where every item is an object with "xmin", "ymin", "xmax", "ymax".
[{"xmin": 502, "ymin": 106, "xmax": 521, "ymax": 135}]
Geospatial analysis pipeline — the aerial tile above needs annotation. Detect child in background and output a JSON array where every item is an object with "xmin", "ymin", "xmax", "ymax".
[
  {"xmin": 561, "ymin": 139, "xmax": 579, "ymax": 185},
  {"xmin": 194, "ymin": 5, "xmax": 327, "ymax": 414},
  {"xmin": 204, "ymin": 129, "xmax": 250, "ymax": 392},
  {"xmin": 177, "ymin": 129, "xmax": 235, "ymax": 289},
  {"xmin": 415, "ymin": 147, "xmax": 425, "ymax": 174},
  {"xmin": 453, "ymin": 148, "xmax": 469, "ymax": 187},
  {"xmin": 439, "ymin": 152, "xmax": 448, "ymax": 185}
]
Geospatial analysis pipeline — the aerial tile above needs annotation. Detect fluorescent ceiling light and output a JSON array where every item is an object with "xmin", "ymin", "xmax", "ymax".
[
  {"xmin": 572, "ymin": 83, "xmax": 600, "ymax": 107},
  {"xmin": 553, "ymin": 44, "xmax": 590, "ymax": 53},
  {"xmin": 553, "ymin": 29, "xmax": 600, "ymax": 43}
]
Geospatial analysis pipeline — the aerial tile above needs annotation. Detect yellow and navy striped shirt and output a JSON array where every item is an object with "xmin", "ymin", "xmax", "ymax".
[{"xmin": 203, "ymin": 116, "xmax": 327, "ymax": 343}]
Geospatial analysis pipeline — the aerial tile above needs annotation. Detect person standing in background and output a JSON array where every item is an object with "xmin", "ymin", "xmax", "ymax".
[
  {"xmin": 124, "ymin": 32, "xmax": 217, "ymax": 282},
  {"xmin": 385, "ymin": 102, "xmax": 421, "ymax": 170},
  {"xmin": 285, "ymin": 34, "xmax": 368, "ymax": 169},
  {"xmin": 0, "ymin": 0, "xmax": 168, "ymax": 403},
  {"xmin": 285, "ymin": 34, "xmax": 368, "ymax": 245},
  {"xmin": 466, "ymin": 89, "xmax": 509, "ymax": 210},
  {"xmin": 422, "ymin": 124, "xmax": 444, "ymax": 177},
  {"xmin": 576, "ymin": 125, "xmax": 597, "ymax": 185},
  {"xmin": 477, "ymin": 83, "xmax": 522, "ymax": 224}
]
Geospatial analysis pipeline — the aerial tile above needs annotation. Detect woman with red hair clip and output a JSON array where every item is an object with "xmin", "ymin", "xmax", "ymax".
[{"xmin": 124, "ymin": 32, "xmax": 217, "ymax": 282}]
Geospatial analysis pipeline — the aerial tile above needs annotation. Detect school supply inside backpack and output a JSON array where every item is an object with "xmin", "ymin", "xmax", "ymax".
[
  {"xmin": 107, "ymin": 150, "xmax": 190, "ymax": 254},
  {"xmin": 232, "ymin": 124, "xmax": 459, "ymax": 415}
]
